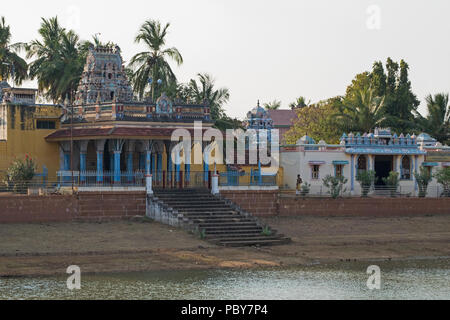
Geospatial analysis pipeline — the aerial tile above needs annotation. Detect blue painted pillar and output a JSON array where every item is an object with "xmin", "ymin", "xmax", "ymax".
[
  {"xmin": 351, "ymin": 155, "xmax": 355, "ymax": 192},
  {"xmin": 63, "ymin": 153, "xmax": 71, "ymax": 183},
  {"xmin": 157, "ymin": 153, "xmax": 162, "ymax": 182},
  {"xmin": 145, "ymin": 151, "xmax": 152, "ymax": 175},
  {"xmin": 414, "ymin": 155, "xmax": 418, "ymax": 191},
  {"xmin": 185, "ymin": 164, "xmax": 191, "ymax": 182},
  {"xmin": 174, "ymin": 150, "xmax": 180, "ymax": 183},
  {"xmin": 80, "ymin": 152, "xmax": 87, "ymax": 183},
  {"xmin": 114, "ymin": 151, "xmax": 121, "ymax": 184},
  {"xmin": 96, "ymin": 151, "xmax": 103, "ymax": 183},
  {"xmin": 110, "ymin": 154, "xmax": 114, "ymax": 174},
  {"xmin": 64, "ymin": 153, "xmax": 71, "ymax": 171},
  {"xmin": 127, "ymin": 152, "xmax": 133, "ymax": 182},
  {"xmin": 151, "ymin": 154, "xmax": 155, "ymax": 175}
]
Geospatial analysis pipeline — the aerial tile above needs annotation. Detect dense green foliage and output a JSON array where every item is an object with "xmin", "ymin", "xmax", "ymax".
[
  {"xmin": 356, "ymin": 170, "xmax": 376, "ymax": 197},
  {"xmin": 434, "ymin": 167, "xmax": 450, "ymax": 197},
  {"xmin": 382, "ymin": 171, "xmax": 400, "ymax": 197},
  {"xmin": 0, "ymin": 17, "xmax": 27, "ymax": 85},
  {"xmin": 26, "ymin": 17, "xmax": 89, "ymax": 103},
  {"xmin": 3, "ymin": 156, "xmax": 36, "ymax": 192},
  {"xmin": 322, "ymin": 175, "xmax": 348, "ymax": 199},
  {"xmin": 128, "ymin": 19, "xmax": 183, "ymax": 100},
  {"xmin": 286, "ymin": 57, "xmax": 449, "ymax": 145},
  {"xmin": 414, "ymin": 167, "xmax": 432, "ymax": 198}
]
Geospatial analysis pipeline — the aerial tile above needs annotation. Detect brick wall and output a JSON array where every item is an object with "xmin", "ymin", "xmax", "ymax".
[
  {"xmin": 221, "ymin": 190, "xmax": 278, "ymax": 216},
  {"xmin": 0, "ymin": 192, "xmax": 146, "ymax": 224},
  {"xmin": 77, "ymin": 192, "xmax": 146, "ymax": 220},
  {"xmin": 0, "ymin": 195, "xmax": 76, "ymax": 223},
  {"xmin": 221, "ymin": 191, "xmax": 450, "ymax": 217},
  {"xmin": 278, "ymin": 197, "xmax": 450, "ymax": 217}
]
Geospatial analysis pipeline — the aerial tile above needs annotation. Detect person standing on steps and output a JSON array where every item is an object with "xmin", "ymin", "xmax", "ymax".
[{"xmin": 296, "ymin": 175, "xmax": 303, "ymax": 196}]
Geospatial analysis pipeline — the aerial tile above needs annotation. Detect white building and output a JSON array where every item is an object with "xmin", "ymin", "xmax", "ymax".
[{"xmin": 280, "ymin": 128, "xmax": 450, "ymax": 197}]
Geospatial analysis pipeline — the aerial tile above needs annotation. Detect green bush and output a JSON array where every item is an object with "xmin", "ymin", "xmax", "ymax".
[
  {"xmin": 261, "ymin": 226, "xmax": 272, "ymax": 237},
  {"xmin": 322, "ymin": 175, "xmax": 348, "ymax": 199},
  {"xmin": 382, "ymin": 171, "xmax": 399, "ymax": 197},
  {"xmin": 434, "ymin": 167, "xmax": 450, "ymax": 197},
  {"xmin": 2, "ymin": 156, "xmax": 36, "ymax": 193},
  {"xmin": 414, "ymin": 167, "xmax": 432, "ymax": 198},
  {"xmin": 300, "ymin": 182, "xmax": 311, "ymax": 197},
  {"xmin": 356, "ymin": 170, "xmax": 375, "ymax": 197}
]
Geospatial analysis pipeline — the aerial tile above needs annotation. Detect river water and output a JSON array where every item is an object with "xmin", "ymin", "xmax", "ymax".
[{"xmin": 0, "ymin": 259, "xmax": 448, "ymax": 300}]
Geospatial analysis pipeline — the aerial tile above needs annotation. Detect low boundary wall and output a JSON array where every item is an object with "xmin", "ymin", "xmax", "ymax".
[
  {"xmin": 221, "ymin": 191, "xmax": 450, "ymax": 217},
  {"xmin": 1, "ymin": 190, "xmax": 449, "ymax": 224},
  {"xmin": 0, "ymin": 192, "xmax": 146, "ymax": 223}
]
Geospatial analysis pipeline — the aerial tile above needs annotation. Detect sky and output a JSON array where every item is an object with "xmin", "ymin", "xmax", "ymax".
[{"xmin": 2, "ymin": 0, "xmax": 450, "ymax": 119}]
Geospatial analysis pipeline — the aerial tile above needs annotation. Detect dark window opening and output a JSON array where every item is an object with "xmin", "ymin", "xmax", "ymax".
[{"xmin": 36, "ymin": 120, "xmax": 56, "ymax": 130}]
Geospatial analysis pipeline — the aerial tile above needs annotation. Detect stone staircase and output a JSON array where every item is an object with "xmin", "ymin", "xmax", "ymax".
[{"xmin": 152, "ymin": 189, "xmax": 291, "ymax": 247}]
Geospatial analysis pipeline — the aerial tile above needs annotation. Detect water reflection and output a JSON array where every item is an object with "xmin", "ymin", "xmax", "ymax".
[{"xmin": 0, "ymin": 259, "xmax": 448, "ymax": 300}]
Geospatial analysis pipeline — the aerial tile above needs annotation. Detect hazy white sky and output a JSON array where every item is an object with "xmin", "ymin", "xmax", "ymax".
[{"xmin": 3, "ymin": 0, "xmax": 450, "ymax": 119}]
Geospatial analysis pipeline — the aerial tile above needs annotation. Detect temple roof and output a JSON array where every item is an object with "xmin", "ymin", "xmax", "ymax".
[
  {"xmin": 45, "ymin": 126, "xmax": 210, "ymax": 141},
  {"xmin": 267, "ymin": 109, "xmax": 296, "ymax": 127}
]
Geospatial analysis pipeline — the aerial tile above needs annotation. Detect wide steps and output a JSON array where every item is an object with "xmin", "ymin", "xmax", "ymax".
[
  {"xmin": 220, "ymin": 238, "xmax": 292, "ymax": 247},
  {"xmin": 153, "ymin": 189, "xmax": 290, "ymax": 247}
]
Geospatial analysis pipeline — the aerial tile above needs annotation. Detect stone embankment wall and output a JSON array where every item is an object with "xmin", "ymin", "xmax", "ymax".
[{"xmin": 0, "ymin": 192, "xmax": 146, "ymax": 223}]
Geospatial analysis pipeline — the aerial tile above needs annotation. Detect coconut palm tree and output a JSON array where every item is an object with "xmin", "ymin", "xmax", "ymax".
[
  {"xmin": 187, "ymin": 73, "xmax": 230, "ymax": 121},
  {"xmin": 263, "ymin": 100, "xmax": 282, "ymax": 110},
  {"xmin": 289, "ymin": 96, "xmax": 310, "ymax": 109},
  {"xmin": 0, "ymin": 17, "xmax": 28, "ymax": 85},
  {"xmin": 416, "ymin": 93, "xmax": 449, "ymax": 144},
  {"xmin": 27, "ymin": 17, "xmax": 87, "ymax": 103},
  {"xmin": 128, "ymin": 20, "xmax": 183, "ymax": 100},
  {"xmin": 335, "ymin": 87, "xmax": 386, "ymax": 133}
]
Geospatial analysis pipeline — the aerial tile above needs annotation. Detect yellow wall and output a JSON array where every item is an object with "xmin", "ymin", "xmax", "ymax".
[{"xmin": 0, "ymin": 104, "xmax": 61, "ymax": 180}]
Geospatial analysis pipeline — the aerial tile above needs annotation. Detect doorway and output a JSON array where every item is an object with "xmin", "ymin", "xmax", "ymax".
[{"xmin": 374, "ymin": 155, "xmax": 393, "ymax": 186}]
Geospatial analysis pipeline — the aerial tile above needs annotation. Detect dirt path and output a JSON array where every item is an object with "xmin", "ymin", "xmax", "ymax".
[{"xmin": 0, "ymin": 215, "xmax": 449, "ymax": 277}]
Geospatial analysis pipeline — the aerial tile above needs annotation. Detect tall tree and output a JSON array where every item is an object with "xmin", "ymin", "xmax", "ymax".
[
  {"xmin": 187, "ymin": 73, "xmax": 230, "ymax": 121},
  {"xmin": 285, "ymin": 97, "xmax": 343, "ymax": 144},
  {"xmin": 289, "ymin": 96, "xmax": 310, "ymax": 109},
  {"xmin": 263, "ymin": 100, "xmax": 281, "ymax": 110},
  {"xmin": 128, "ymin": 20, "xmax": 183, "ymax": 100},
  {"xmin": 0, "ymin": 17, "xmax": 28, "ymax": 85},
  {"xmin": 335, "ymin": 87, "xmax": 386, "ymax": 134},
  {"xmin": 416, "ymin": 93, "xmax": 450, "ymax": 144},
  {"xmin": 27, "ymin": 17, "xmax": 87, "ymax": 103}
]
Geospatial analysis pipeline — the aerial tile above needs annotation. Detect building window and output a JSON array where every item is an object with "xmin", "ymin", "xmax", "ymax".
[
  {"xmin": 311, "ymin": 165, "xmax": 320, "ymax": 180},
  {"xmin": 335, "ymin": 165, "xmax": 343, "ymax": 177},
  {"xmin": 36, "ymin": 120, "xmax": 56, "ymax": 130},
  {"xmin": 401, "ymin": 156, "xmax": 411, "ymax": 180}
]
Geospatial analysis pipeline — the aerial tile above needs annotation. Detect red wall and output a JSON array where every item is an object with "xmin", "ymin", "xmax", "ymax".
[
  {"xmin": 221, "ymin": 191, "xmax": 450, "ymax": 217},
  {"xmin": 0, "ymin": 192, "xmax": 146, "ymax": 223}
]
